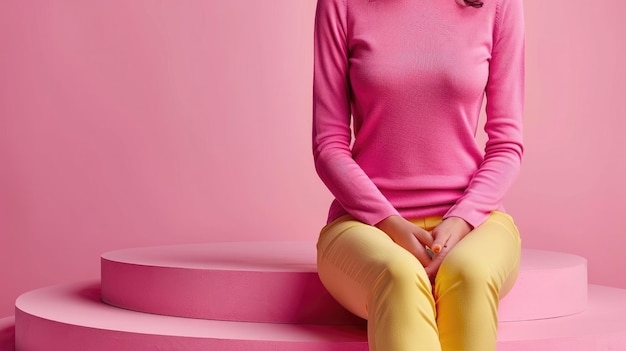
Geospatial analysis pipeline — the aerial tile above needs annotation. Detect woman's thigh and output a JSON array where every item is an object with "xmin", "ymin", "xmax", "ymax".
[
  {"xmin": 435, "ymin": 210, "xmax": 522, "ymax": 300},
  {"xmin": 433, "ymin": 211, "xmax": 522, "ymax": 351},
  {"xmin": 316, "ymin": 215, "xmax": 430, "ymax": 319}
]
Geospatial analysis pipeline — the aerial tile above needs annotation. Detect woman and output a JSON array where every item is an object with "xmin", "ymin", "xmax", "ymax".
[{"xmin": 312, "ymin": 0, "xmax": 525, "ymax": 350}]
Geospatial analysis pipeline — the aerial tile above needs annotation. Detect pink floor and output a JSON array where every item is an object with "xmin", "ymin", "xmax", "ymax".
[{"xmin": 7, "ymin": 242, "xmax": 626, "ymax": 350}]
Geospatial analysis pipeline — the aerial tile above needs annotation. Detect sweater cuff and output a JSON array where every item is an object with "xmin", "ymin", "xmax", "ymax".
[
  {"xmin": 366, "ymin": 209, "xmax": 401, "ymax": 227},
  {"xmin": 443, "ymin": 205, "xmax": 489, "ymax": 230}
]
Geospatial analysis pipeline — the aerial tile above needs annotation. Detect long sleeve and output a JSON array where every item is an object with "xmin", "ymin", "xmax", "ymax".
[
  {"xmin": 444, "ymin": 0, "xmax": 525, "ymax": 228},
  {"xmin": 312, "ymin": 0, "xmax": 399, "ymax": 225}
]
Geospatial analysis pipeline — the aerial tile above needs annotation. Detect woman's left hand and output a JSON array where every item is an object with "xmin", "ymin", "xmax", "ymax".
[{"xmin": 424, "ymin": 216, "xmax": 473, "ymax": 281}]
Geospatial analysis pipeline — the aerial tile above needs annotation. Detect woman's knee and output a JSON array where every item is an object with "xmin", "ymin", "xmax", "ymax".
[
  {"xmin": 371, "ymin": 252, "xmax": 432, "ymax": 298},
  {"xmin": 436, "ymin": 254, "xmax": 496, "ymax": 294}
]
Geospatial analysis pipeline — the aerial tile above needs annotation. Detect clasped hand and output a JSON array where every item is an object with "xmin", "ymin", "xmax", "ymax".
[{"xmin": 375, "ymin": 215, "xmax": 473, "ymax": 282}]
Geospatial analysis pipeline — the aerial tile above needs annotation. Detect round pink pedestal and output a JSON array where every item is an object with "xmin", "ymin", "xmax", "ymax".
[
  {"xmin": 12, "ymin": 242, "xmax": 626, "ymax": 350},
  {"xmin": 101, "ymin": 242, "xmax": 587, "ymax": 323},
  {"xmin": 15, "ymin": 282, "xmax": 626, "ymax": 351}
]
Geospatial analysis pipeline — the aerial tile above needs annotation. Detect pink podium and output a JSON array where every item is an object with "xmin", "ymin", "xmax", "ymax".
[{"xmin": 7, "ymin": 242, "xmax": 626, "ymax": 350}]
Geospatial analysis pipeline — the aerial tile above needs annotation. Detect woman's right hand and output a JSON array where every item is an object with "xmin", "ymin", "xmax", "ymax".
[{"xmin": 375, "ymin": 215, "xmax": 434, "ymax": 267}]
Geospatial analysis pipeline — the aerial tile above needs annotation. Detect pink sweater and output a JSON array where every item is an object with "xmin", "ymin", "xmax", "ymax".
[{"xmin": 312, "ymin": 0, "xmax": 525, "ymax": 228}]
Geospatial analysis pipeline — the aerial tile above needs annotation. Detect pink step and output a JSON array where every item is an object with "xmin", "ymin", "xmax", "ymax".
[
  {"xmin": 499, "ymin": 249, "xmax": 587, "ymax": 321},
  {"xmin": 0, "ymin": 316, "xmax": 15, "ymax": 351},
  {"xmin": 101, "ymin": 241, "xmax": 362, "ymax": 325},
  {"xmin": 498, "ymin": 285, "xmax": 626, "ymax": 350},
  {"xmin": 14, "ymin": 281, "xmax": 626, "ymax": 350},
  {"xmin": 101, "ymin": 242, "xmax": 587, "ymax": 323},
  {"xmin": 16, "ymin": 281, "xmax": 367, "ymax": 351}
]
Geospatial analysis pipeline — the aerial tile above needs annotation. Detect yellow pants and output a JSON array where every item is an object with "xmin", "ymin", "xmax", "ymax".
[{"xmin": 316, "ymin": 211, "xmax": 521, "ymax": 351}]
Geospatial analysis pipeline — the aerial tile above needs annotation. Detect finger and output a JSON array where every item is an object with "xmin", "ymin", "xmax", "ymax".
[
  {"xmin": 402, "ymin": 238, "xmax": 433, "ymax": 267},
  {"xmin": 412, "ymin": 228, "xmax": 434, "ymax": 248},
  {"xmin": 425, "ymin": 235, "xmax": 458, "ymax": 278},
  {"xmin": 411, "ymin": 246, "xmax": 433, "ymax": 267},
  {"xmin": 431, "ymin": 232, "xmax": 450, "ymax": 254},
  {"xmin": 431, "ymin": 241, "xmax": 448, "ymax": 254},
  {"xmin": 425, "ymin": 261, "xmax": 441, "ymax": 279},
  {"xmin": 425, "ymin": 249, "xmax": 447, "ymax": 277}
]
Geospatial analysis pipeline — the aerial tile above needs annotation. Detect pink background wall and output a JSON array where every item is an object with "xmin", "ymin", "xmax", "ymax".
[{"xmin": 1, "ymin": 0, "xmax": 625, "ymax": 318}]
